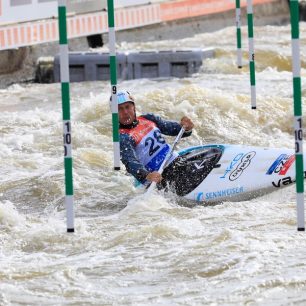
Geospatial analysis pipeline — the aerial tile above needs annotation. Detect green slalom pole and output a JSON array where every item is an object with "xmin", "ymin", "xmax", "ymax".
[
  {"xmin": 58, "ymin": 0, "xmax": 74, "ymax": 232},
  {"xmin": 107, "ymin": 0, "xmax": 120, "ymax": 170},
  {"xmin": 236, "ymin": 0, "xmax": 242, "ymax": 68},
  {"xmin": 247, "ymin": 0, "xmax": 256, "ymax": 109},
  {"xmin": 290, "ymin": 0, "xmax": 305, "ymax": 231}
]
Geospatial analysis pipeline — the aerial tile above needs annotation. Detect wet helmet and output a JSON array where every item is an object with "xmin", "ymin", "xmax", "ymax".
[{"xmin": 110, "ymin": 90, "xmax": 135, "ymax": 105}]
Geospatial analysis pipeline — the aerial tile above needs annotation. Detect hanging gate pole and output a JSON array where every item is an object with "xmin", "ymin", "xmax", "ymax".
[
  {"xmin": 236, "ymin": 0, "xmax": 243, "ymax": 69},
  {"xmin": 247, "ymin": 0, "xmax": 256, "ymax": 109},
  {"xmin": 107, "ymin": 0, "xmax": 120, "ymax": 170},
  {"xmin": 290, "ymin": 0, "xmax": 305, "ymax": 231},
  {"xmin": 57, "ymin": 0, "xmax": 74, "ymax": 232}
]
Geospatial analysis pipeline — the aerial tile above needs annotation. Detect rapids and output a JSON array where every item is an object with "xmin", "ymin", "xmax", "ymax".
[{"xmin": 1, "ymin": 23, "xmax": 306, "ymax": 305}]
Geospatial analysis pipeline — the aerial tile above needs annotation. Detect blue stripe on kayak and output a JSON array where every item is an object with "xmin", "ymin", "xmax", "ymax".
[
  {"xmin": 145, "ymin": 145, "xmax": 170, "ymax": 172},
  {"xmin": 266, "ymin": 154, "xmax": 287, "ymax": 175}
]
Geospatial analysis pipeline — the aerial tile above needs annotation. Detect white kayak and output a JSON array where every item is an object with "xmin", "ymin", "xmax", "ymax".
[{"xmin": 162, "ymin": 144, "xmax": 304, "ymax": 203}]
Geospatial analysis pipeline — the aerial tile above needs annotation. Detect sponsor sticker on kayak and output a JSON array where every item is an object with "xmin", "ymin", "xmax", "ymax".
[
  {"xmin": 266, "ymin": 154, "xmax": 295, "ymax": 176},
  {"xmin": 220, "ymin": 152, "xmax": 243, "ymax": 179},
  {"xmin": 195, "ymin": 186, "xmax": 244, "ymax": 201},
  {"xmin": 229, "ymin": 151, "xmax": 256, "ymax": 181},
  {"xmin": 220, "ymin": 151, "xmax": 256, "ymax": 180},
  {"xmin": 272, "ymin": 171, "xmax": 306, "ymax": 188}
]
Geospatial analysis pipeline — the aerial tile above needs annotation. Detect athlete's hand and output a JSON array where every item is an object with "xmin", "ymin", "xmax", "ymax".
[
  {"xmin": 180, "ymin": 116, "xmax": 194, "ymax": 132},
  {"xmin": 146, "ymin": 171, "xmax": 162, "ymax": 183}
]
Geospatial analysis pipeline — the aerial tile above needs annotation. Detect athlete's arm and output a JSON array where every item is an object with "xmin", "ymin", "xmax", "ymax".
[
  {"xmin": 120, "ymin": 134, "xmax": 149, "ymax": 183},
  {"xmin": 142, "ymin": 113, "xmax": 193, "ymax": 137}
]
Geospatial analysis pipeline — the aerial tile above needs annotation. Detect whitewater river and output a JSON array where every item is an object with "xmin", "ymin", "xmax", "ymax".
[{"xmin": 1, "ymin": 22, "xmax": 306, "ymax": 305}]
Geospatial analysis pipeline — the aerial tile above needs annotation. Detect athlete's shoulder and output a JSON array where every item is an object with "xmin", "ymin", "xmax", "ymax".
[
  {"xmin": 141, "ymin": 113, "xmax": 162, "ymax": 123},
  {"xmin": 119, "ymin": 132, "xmax": 134, "ymax": 145}
]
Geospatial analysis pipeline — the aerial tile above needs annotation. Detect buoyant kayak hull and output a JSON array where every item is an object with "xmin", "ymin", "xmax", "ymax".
[{"xmin": 175, "ymin": 144, "xmax": 302, "ymax": 203}]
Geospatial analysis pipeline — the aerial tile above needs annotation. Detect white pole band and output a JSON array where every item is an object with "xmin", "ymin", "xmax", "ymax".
[
  {"xmin": 111, "ymin": 92, "xmax": 119, "ymax": 113},
  {"xmin": 65, "ymin": 195, "xmax": 74, "ymax": 229},
  {"xmin": 58, "ymin": 0, "xmax": 66, "ymax": 7},
  {"xmin": 247, "ymin": 0, "xmax": 253, "ymax": 14},
  {"xmin": 63, "ymin": 120, "xmax": 72, "ymax": 158},
  {"xmin": 60, "ymin": 45, "xmax": 70, "ymax": 83},
  {"xmin": 248, "ymin": 38, "xmax": 254, "ymax": 58},
  {"xmin": 292, "ymin": 39, "xmax": 301, "ymax": 77},
  {"xmin": 251, "ymin": 86, "xmax": 256, "ymax": 107},
  {"xmin": 297, "ymin": 192, "xmax": 305, "ymax": 228},
  {"xmin": 237, "ymin": 49, "xmax": 242, "ymax": 67},
  {"xmin": 236, "ymin": 8, "xmax": 241, "ymax": 27},
  {"xmin": 108, "ymin": 28, "xmax": 116, "ymax": 56}
]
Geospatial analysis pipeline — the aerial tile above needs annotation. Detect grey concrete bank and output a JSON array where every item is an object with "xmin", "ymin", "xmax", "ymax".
[
  {"xmin": 0, "ymin": 0, "xmax": 292, "ymax": 88},
  {"xmin": 37, "ymin": 49, "xmax": 213, "ymax": 83}
]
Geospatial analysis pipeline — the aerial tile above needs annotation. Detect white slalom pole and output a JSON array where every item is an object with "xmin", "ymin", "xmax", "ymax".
[
  {"xmin": 146, "ymin": 127, "xmax": 185, "ymax": 194},
  {"xmin": 290, "ymin": 0, "xmax": 305, "ymax": 231},
  {"xmin": 247, "ymin": 0, "xmax": 256, "ymax": 109},
  {"xmin": 57, "ymin": 0, "xmax": 74, "ymax": 232},
  {"xmin": 236, "ymin": 0, "xmax": 243, "ymax": 68},
  {"xmin": 107, "ymin": 0, "xmax": 120, "ymax": 171}
]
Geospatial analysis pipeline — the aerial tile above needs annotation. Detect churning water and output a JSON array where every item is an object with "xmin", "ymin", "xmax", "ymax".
[{"xmin": 1, "ymin": 23, "xmax": 306, "ymax": 305}]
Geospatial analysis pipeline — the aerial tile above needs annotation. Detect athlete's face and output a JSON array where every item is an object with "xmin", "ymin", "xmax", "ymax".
[{"xmin": 118, "ymin": 102, "xmax": 136, "ymax": 125}]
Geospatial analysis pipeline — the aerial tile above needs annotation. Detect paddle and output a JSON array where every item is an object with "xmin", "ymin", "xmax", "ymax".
[{"xmin": 146, "ymin": 127, "xmax": 185, "ymax": 194}]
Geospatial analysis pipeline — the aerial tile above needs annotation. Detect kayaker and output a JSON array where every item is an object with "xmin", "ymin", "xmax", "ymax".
[{"xmin": 111, "ymin": 90, "xmax": 194, "ymax": 185}]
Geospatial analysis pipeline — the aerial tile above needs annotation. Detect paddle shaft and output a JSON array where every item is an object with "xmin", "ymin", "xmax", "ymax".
[{"xmin": 146, "ymin": 127, "xmax": 185, "ymax": 193}]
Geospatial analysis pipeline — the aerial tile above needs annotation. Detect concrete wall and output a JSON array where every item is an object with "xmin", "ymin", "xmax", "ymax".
[
  {"xmin": 110, "ymin": 0, "xmax": 290, "ymax": 44},
  {"xmin": 0, "ymin": 0, "xmax": 290, "ymax": 89}
]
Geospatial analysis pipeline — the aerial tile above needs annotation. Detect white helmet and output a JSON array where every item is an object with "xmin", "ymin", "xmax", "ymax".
[{"xmin": 110, "ymin": 90, "xmax": 135, "ymax": 105}]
